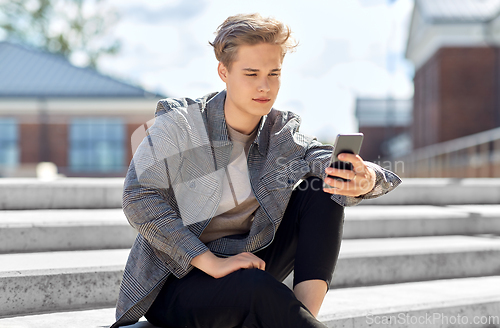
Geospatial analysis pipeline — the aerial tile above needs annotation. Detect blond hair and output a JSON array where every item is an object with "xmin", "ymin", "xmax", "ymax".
[{"xmin": 209, "ymin": 13, "xmax": 298, "ymax": 70}]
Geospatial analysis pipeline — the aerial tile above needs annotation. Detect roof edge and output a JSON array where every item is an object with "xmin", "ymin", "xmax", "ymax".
[{"xmin": 0, "ymin": 41, "xmax": 165, "ymax": 99}]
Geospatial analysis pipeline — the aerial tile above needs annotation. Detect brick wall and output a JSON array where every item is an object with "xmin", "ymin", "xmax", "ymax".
[
  {"xmin": 413, "ymin": 50, "xmax": 440, "ymax": 148},
  {"xmin": 20, "ymin": 123, "xmax": 68, "ymax": 167},
  {"xmin": 46, "ymin": 123, "xmax": 68, "ymax": 169},
  {"xmin": 19, "ymin": 124, "xmax": 40, "ymax": 163},
  {"xmin": 413, "ymin": 47, "xmax": 499, "ymax": 149}
]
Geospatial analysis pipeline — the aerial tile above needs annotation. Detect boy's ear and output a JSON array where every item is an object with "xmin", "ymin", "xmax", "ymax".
[{"xmin": 217, "ymin": 62, "xmax": 229, "ymax": 82}]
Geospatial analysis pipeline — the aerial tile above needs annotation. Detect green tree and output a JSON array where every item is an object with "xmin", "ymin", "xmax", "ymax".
[{"xmin": 0, "ymin": 0, "xmax": 121, "ymax": 68}]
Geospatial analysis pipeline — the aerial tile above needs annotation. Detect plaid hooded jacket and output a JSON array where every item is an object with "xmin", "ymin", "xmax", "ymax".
[{"xmin": 111, "ymin": 90, "xmax": 401, "ymax": 327}]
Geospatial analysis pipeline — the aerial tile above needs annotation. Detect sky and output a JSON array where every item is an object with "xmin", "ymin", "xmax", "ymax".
[{"xmin": 91, "ymin": 0, "xmax": 415, "ymax": 143}]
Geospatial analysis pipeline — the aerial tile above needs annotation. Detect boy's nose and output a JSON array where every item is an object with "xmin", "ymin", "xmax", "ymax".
[{"xmin": 258, "ymin": 78, "xmax": 270, "ymax": 92}]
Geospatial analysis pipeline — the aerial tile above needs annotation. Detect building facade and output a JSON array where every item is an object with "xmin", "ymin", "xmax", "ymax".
[
  {"xmin": 0, "ymin": 42, "xmax": 162, "ymax": 177},
  {"xmin": 406, "ymin": 0, "xmax": 500, "ymax": 149},
  {"xmin": 402, "ymin": 0, "xmax": 500, "ymax": 177}
]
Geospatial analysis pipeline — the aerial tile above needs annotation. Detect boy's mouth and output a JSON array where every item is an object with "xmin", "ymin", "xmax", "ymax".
[{"xmin": 253, "ymin": 98, "xmax": 271, "ymax": 103}]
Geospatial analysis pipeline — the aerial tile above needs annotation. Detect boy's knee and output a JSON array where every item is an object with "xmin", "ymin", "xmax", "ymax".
[
  {"xmin": 251, "ymin": 268, "xmax": 278, "ymax": 287},
  {"xmin": 238, "ymin": 268, "xmax": 282, "ymax": 297}
]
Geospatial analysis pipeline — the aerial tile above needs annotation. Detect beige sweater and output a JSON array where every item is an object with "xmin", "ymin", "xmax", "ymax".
[{"xmin": 199, "ymin": 124, "xmax": 260, "ymax": 243}]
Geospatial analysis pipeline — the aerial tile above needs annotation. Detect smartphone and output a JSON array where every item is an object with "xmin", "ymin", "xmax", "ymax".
[{"xmin": 323, "ymin": 133, "xmax": 364, "ymax": 188}]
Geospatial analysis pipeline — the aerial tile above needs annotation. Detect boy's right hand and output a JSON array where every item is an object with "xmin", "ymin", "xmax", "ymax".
[{"xmin": 191, "ymin": 250, "xmax": 266, "ymax": 279}]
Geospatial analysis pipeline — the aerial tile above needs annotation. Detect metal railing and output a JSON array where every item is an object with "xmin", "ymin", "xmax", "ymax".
[{"xmin": 394, "ymin": 127, "xmax": 500, "ymax": 178}]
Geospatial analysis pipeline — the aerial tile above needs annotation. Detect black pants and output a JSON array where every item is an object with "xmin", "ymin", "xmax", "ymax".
[{"xmin": 145, "ymin": 177, "xmax": 345, "ymax": 328}]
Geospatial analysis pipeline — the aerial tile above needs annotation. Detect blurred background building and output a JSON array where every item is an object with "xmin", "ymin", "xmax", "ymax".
[
  {"xmin": 4, "ymin": 0, "xmax": 500, "ymax": 179},
  {"xmin": 0, "ymin": 42, "xmax": 161, "ymax": 178},
  {"xmin": 355, "ymin": 97, "xmax": 412, "ymax": 162},
  {"xmin": 360, "ymin": 0, "xmax": 500, "ymax": 178}
]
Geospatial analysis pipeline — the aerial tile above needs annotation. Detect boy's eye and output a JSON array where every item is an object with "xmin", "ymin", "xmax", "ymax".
[
  {"xmin": 270, "ymin": 73, "xmax": 279, "ymax": 76},
  {"xmin": 245, "ymin": 74, "xmax": 257, "ymax": 76}
]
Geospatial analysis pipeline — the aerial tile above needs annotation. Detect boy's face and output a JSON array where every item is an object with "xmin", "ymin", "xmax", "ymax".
[{"xmin": 218, "ymin": 43, "xmax": 282, "ymax": 120}]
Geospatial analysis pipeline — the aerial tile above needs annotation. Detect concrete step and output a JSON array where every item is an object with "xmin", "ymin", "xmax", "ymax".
[
  {"xmin": 0, "ymin": 209, "xmax": 137, "ymax": 253},
  {"xmin": 0, "ymin": 178, "xmax": 123, "ymax": 210},
  {"xmin": 0, "ymin": 249, "xmax": 129, "ymax": 317},
  {"xmin": 1, "ymin": 276, "xmax": 499, "ymax": 328},
  {"xmin": 330, "ymin": 235, "xmax": 500, "ymax": 288},
  {"xmin": 2, "ymin": 204, "xmax": 499, "ymax": 254},
  {"xmin": 2, "ymin": 178, "xmax": 500, "ymax": 209},
  {"xmin": 319, "ymin": 275, "xmax": 500, "ymax": 328},
  {"xmin": 3, "ymin": 236, "xmax": 500, "ymax": 317},
  {"xmin": 343, "ymin": 205, "xmax": 500, "ymax": 238},
  {"xmin": 361, "ymin": 178, "xmax": 500, "ymax": 205}
]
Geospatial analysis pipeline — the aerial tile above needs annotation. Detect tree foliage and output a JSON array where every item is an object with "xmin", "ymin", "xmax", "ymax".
[{"xmin": 0, "ymin": 0, "xmax": 121, "ymax": 68}]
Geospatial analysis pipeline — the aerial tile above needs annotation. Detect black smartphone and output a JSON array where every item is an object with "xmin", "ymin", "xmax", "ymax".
[{"xmin": 323, "ymin": 133, "xmax": 364, "ymax": 188}]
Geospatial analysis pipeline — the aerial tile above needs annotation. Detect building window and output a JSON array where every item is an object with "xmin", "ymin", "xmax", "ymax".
[
  {"xmin": 0, "ymin": 118, "xmax": 19, "ymax": 168},
  {"xmin": 69, "ymin": 118, "xmax": 125, "ymax": 172}
]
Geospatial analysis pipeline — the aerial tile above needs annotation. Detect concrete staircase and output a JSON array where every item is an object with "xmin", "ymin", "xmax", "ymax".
[{"xmin": 0, "ymin": 178, "xmax": 499, "ymax": 327}]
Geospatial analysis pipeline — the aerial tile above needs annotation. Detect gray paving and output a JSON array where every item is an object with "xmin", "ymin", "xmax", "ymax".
[
  {"xmin": 1, "ymin": 178, "xmax": 500, "ymax": 326},
  {"xmin": 3, "ymin": 236, "xmax": 500, "ymax": 316},
  {"xmin": 0, "ymin": 249, "xmax": 129, "ymax": 272},
  {"xmin": 0, "ymin": 209, "xmax": 136, "ymax": 252},
  {"xmin": 343, "ymin": 205, "xmax": 500, "ymax": 238},
  {"xmin": 361, "ymin": 178, "xmax": 500, "ymax": 205},
  {"xmin": 2, "ymin": 205, "xmax": 500, "ymax": 253},
  {"xmin": 0, "ymin": 249, "xmax": 129, "ymax": 316},
  {"xmin": 3, "ymin": 178, "xmax": 500, "ymax": 209},
  {"xmin": 319, "ymin": 275, "xmax": 500, "ymax": 328},
  {"xmin": 332, "ymin": 235, "xmax": 500, "ymax": 288},
  {"xmin": 1, "ymin": 276, "xmax": 499, "ymax": 328},
  {"xmin": 0, "ymin": 178, "xmax": 123, "ymax": 210}
]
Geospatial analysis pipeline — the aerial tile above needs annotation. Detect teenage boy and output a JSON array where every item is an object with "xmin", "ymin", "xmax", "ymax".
[{"xmin": 111, "ymin": 13, "xmax": 401, "ymax": 328}]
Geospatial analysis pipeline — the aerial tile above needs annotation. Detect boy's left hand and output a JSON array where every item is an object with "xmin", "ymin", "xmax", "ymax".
[{"xmin": 323, "ymin": 153, "xmax": 376, "ymax": 197}]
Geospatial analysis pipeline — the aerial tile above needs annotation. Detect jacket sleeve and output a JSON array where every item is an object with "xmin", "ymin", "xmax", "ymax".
[
  {"xmin": 302, "ymin": 137, "xmax": 402, "ymax": 207},
  {"xmin": 122, "ymin": 115, "xmax": 209, "ymax": 279}
]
